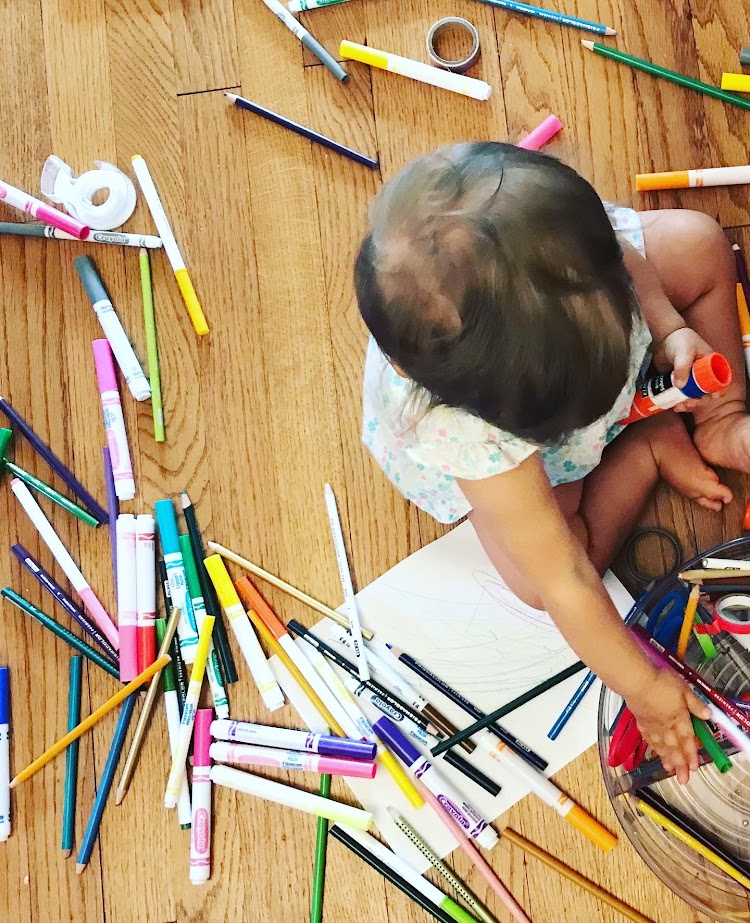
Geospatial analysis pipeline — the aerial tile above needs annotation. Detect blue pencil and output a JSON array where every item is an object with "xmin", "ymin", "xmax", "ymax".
[
  {"xmin": 473, "ymin": 0, "xmax": 615, "ymax": 36},
  {"xmin": 75, "ymin": 693, "xmax": 138, "ymax": 873},
  {"xmin": 547, "ymin": 670, "xmax": 596, "ymax": 740},
  {"xmin": 62, "ymin": 656, "xmax": 83, "ymax": 856}
]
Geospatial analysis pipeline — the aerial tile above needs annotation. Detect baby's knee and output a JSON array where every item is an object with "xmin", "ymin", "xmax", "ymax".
[{"xmin": 679, "ymin": 210, "xmax": 734, "ymax": 276}]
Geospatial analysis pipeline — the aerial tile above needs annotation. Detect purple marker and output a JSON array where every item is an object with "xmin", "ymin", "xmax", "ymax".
[
  {"xmin": 373, "ymin": 716, "xmax": 498, "ymax": 849},
  {"xmin": 209, "ymin": 719, "xmax": 377, "ymax": 762},
  {"xmin": 11, "ymin": 544, "xmax": 119, "ymax": 664}
]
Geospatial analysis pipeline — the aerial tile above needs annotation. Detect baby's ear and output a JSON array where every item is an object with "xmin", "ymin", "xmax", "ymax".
[{"xmin": 389, "ymin": 360, "xmax": 410, "ymax": 379}]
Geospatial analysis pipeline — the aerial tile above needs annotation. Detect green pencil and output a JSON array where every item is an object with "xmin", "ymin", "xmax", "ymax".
[
  {"xmin": 582, "ymin": 41, "xmax": 750, "ymax": 113},
  {"xmin": 139, "ymin": 248, "xmax": 165, "ymax": 442},
  {"xmin": 1, "ymin": 587, "xmax": 120, "ymax": 679},
  {"xmin": 62, "ymin": 655, "xmax": 83, "ymax": 856},
  {"xmin": 311, "ymin": 736, "xmax": 332, "ymax": 923}
]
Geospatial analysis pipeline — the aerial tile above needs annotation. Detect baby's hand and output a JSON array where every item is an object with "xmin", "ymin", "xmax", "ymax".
[
  {"xmin": 626, "ymin": 670, "xmax": 711, "ymax": 783},
  {"xmin": 653, "ymin": 328, "xmax": 716, "ymax": 411}
]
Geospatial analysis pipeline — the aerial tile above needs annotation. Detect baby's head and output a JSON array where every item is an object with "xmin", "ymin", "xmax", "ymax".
[{"xmin": 355, "ymin": 142, "xmax": 638, "ymax": 443}]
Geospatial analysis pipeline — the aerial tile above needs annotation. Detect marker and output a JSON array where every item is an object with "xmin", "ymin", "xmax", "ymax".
[
  {"xmin": 210, "ymin": 719, "xmax": 376, "ymax": 761},
  {"xmin": 340, "ymin": 40, "xmax": 492, "ymax": 101},
  {"xmin": 155, "ymin": 499, "xmax": 199, "ymax": 662},
  {"xmin": 165, "ymin": 617, "xmax": 215, "ymax": 808},
  {"xmin": 190, "ymin": 709, "xmax": 213, "ymax": 884},
  {"xmin": 636, "ymin": 164, "xmax": 750, "ymax": 191},
  {"xmin": 116, "ymin": 514, "xmax": 138, "ymax": 681},
  {"xmin": 10, "ymin": 478, "xmax": 119, "ymax": 649},
  {"xmin": 0, "ymin": 223, "xmax": 161, "ymax": 247},
  {"xmin": 0, "ymin": 668, "xmax": 9, "ymax": 841},
  {"xmin": 210, "ymin": 741, "xmax": 377, "ymax": 779},
  {"xmin": 135, "ymin": 515, "xmax": 157, "ymax": 671},
  {"xmin": 74, "ymin": 257, "xmax": 151, "ymax": 402},
  {"xmin": 155, "ymin": 618, "xmax": 191, "ymax": 828},
  {"xmin": 204, "ymin": 557, "xmax": 284, "ymax": 711},
  {"xmin": 323, "ymin": 484, "xmax": 369, "ymax": 681},
  {"xmin": 179, "ymin": 535, "xmax": 228, "ymax": 718},
  {"xmin": 373, "ymin": 717, "xmax": 499, "ymax": 850},
  {"xmin": 131, "ymin": 155, "xmax": 208, "ymax": 336},
  {"xmin": 210, "ymin": 764, "xmax": 373, "ymax": 829},
  {"xmin": 0, "ymin": 178, "xmax": 89, "ymax": 239},
  {"xmin": 721, "ymin": 73, "xmax": 750, "ymax": 92},
  {"xmin": 260, "ymin": 0, "xmax": 348, "ymax": 82},
  {"xmin": 92, "ymin": 340, "xmax": 135, "ymax": 500},
  {"xmin": 620, "ymin": 353, "xmax": 731, "ymax": 424}
]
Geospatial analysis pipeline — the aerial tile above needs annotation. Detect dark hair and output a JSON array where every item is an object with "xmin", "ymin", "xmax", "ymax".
[{"xmin": 354, "ymin": 142, "xmax": 638, "ymax": 443}]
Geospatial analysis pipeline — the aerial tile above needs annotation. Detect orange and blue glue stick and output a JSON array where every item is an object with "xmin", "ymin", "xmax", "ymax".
[{"xmin": 620, "ymin": 353, "xmax": 731, "ymax": 425}]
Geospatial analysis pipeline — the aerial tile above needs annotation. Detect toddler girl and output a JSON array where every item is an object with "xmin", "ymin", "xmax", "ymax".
[{"xmin": 355, "ymin": 142, "xmax": 750, "ymax": 782}]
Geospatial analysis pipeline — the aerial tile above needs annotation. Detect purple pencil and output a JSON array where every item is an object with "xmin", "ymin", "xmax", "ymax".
[
  {"xmin": 11, "ymin": 543, "xmax": 119, "ymax": 664},
  {"xmin": 0, "ymin": 396, "xmax": 108, "ymax": 524},
  {"xmin": 103, "ymin": 447, "xmax": 118, "ymax": 595}
]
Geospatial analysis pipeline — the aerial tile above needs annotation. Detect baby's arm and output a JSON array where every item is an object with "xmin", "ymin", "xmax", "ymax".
[{"xmin": 457, "ymin": 454, "xmax": 709, "ymax": 781}]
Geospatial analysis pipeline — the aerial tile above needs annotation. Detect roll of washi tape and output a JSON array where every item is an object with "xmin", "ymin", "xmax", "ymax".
[
  {"xmin": 426, "ymin": 17, "xmax": 481, "ymax": 74},
  {"xmin": 714, "ymin": 594, "xmax": 750, "ymax": 650}
]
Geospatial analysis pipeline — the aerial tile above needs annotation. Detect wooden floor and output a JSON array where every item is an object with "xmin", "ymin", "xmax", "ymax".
[{"xmin": 0, "ymin": 0, "xmax": 749, "ymax": 920}]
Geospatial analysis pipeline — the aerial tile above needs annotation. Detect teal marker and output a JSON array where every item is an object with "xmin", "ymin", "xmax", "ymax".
[{"xmin": 154, "ymin": 499, "xmax": 199, "ymax": 663}]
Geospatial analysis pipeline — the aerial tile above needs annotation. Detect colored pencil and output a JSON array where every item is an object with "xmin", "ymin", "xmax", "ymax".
[
  {"xmin": 76, "ymin": 693, "xmax": 138, "ymax": 873},
  {"xmin": 139, "ymin": 247, "xmax": 165, "ymax": 442},
  {"xmin": 206, "ymin": 540, "xmax": 374, "ymax": 638},
  {"xmin": 1, "ymin": 588, "xmax": 119, "ymax": 679},
  {"xmin": 10, "ymin": 656, "xmax": 169, "ymax": 788},
  {"xmin": 387, "ymin": 645, "xmax": 546, "ymax": 769},
  {"xmin": 548, "ymin": 670, "xmax": 596, "ymax": 740},
  {"xmin": 502, "ymin": 827, "xmax": 655, "ymax": 923},
  {"xmin": 476, "ymin": 0, "xmax": 614, "ymax": 36},
  {"xmin": 311, "ymin": 734, "xmax": 332, "ymax": 923},
  {"xmin": 582, "ymin": 41, "xmax": 750, "ymax": 113},
  {"xmin": 61, "ymin": 655, "xmax": 83, "ymax": 857},
  {"xmin": 630, "ymin": 792, "xmax": 750, "ymax": 891},
  {"xmin": 676, "ymin": 582, "xmax": 701, "ymax": 660},
  {"xmin": 180, "ymin": 492, "xmax": 237, "ymax": 683},
  {"xmin": 388, "ymin": 808, "xmax": 498, "ymax": 923},
  {"xmin": 431, "ymin": 660, "xmax": 586, "ymax": 755},
  {"xmin": 329, "ymin": 824, "xmax": 476, "ymax": 923},
  {"xmin": 103, "ymin": 447, "xmax": 118, "ymax": 594},
  {"xmin": 11, "ymin": 544, "xmax": 119, "ymax": 662},
  {"xmin": 0, "ymin": 667, "xmax": 8, "ymax": 842},
  {"xmin": 114, "ymin": 606, "xmax": 182, "ymax": 804},
  {"xmin": 226, "ymin": 94, "xmax": 377, "ymax": 169},
  {"xmin": 735, "ymin": 244, "xmax": 750, "ymax": 309},
  {"xmin": 420, "ymin": 787, "xmax": 530, "ymax": 923},
  {"xmin": 0, "ymin": 395, "xmax": 107, "ymax": 523}
]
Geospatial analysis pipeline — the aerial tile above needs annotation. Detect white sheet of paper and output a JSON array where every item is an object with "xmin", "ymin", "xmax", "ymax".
[{"xmin": 271, "ymin": 521, "xmax": 634, "ymax": 873}]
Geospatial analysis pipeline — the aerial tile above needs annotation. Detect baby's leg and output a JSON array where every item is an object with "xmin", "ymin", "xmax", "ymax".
[{"xmin": 639, "ymin": 210, "xmax": 750, "ymax": 471}]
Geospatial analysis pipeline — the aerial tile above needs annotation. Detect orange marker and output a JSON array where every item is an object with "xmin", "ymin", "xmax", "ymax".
[{"xmin": 636, "ymin": 165, "xmax": 750, "ymax": 191}]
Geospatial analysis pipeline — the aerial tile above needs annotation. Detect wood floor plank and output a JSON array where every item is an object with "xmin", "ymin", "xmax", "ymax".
[{"xmin": 169, "ymin": 0, "xmax": 240, "ymax": 94}]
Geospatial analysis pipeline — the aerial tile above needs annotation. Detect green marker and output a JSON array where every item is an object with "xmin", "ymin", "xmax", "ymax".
[
  {"xmin": 692, "ymin": 716, "xmax": 733, "ymax": 774},
  {"xmin": 179, "ymin": 534, "xmax": 229, "ymax": 717},
  {"xmin": 139, "ymin": 248, "xmax": 165, "ymax": 442},
  {"xmin": 286, "ymin": 0, "xmax": 353, "ymax": 10}
]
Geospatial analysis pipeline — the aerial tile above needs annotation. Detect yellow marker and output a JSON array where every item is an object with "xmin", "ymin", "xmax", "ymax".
[
  {"xmin": 131, "ymin": 155, "xmax": 209, "ymax": 336},
  {"xmin": 676, "ymin": 583, "xmax": 701, "ymax": 661},
  {"xmin": 630, "ymin": 795, "xmax": 750, "ymax": 891},
  {"xmin": 164, "ymin": 617, "xmax": 214, "ymax": 807},
  {"xmin": 11, "ymin": 656, "xmax": 171, "ymax": 788},
  {"xmin": 204, "ymin": 555, "xmax": 284, "ymax": 710},
  {"xmin": 721, "ymin": 73, "xmax": 750, "ymax": 93}
]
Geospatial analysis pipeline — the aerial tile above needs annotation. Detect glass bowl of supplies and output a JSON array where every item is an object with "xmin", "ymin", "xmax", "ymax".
[{"xmin": 598, "ymin": 535, "xmax": 750, "ymax": 922}]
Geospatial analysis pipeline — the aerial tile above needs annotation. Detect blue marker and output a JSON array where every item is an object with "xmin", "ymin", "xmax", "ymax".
[
  {"xmin": 155, "ymin": 499, "xmax": 199, "ymax": 663},
  {"xmin": 0, "ymin": 667, "xmax": 9, "ymax": 840}
]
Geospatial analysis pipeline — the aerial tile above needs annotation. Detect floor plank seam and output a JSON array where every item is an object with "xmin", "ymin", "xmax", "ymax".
[{"xmin": 176, "ymin": 85, "xmax": 241, "ymax": 98}]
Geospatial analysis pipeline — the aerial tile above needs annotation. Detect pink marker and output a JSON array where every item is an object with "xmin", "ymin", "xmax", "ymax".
[
  {"xmin": 517, "ymin": 115, "xmax": 563, "ymax": 151},
  {"xmin": 190, "ymin": 709, "xmax": 213, "ymax": 885},
  {"xmin": 0, "ymin": 178, "xmax": 89, "ymax": 240},
  {"xmin": 209, "ymin": 741, "xmax": 378, "ymax": 779},
  {"xmin": 116, "ymin": 515, "xmax": 138, "ymax": 681},
  {"xmin": 92, "ymin": 340, "xmax": 135, "ymax": 501}
]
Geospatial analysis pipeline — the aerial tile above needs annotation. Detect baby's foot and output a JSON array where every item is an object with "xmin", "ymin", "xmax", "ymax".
[
  {"xmin": 694, "ymin": 401, "xmax": 750, "ymax": 474},
  {"xmin": 647, "ymin": 413, "xmax": 733, "ymax": 511}
]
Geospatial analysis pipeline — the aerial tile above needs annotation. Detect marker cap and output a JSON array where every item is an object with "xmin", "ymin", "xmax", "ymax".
[
  {"xmin": 635, "ymin": 170, "xmax": 689, "ymax": 192},
  {"xmin": 0, "ymin": 427, "xmax": 12, "ymax": 464},
  {"xmin": 154, "ymin": 499, "xmax": 180, "ymax": 555},
  {"xmin": 317, "ymin": 737, "xmax": 378, "ymax": 761},
  {"xmin": 194, "ymin": 709, "xmax": 214, "ymax": 767},
  {"xmin": 372, "ymin": 716, "xmax": 420, "ymax": 766},
  {"xmin": 92, "ymin": 339, "xmax": 118, "ymax": 393},
  {"xmin": 682, "ymin": 353, "xmax": 732, "ymax": 398},
  {"xmin": 155, "ymin": 618, "xmax": 177, "ymax": 692},
  {"xmin": 73, "ymin": 255, "xmax": 109, "ymax": 303},
  {"xmin": 721, "ymin": 73, "xmax": 750, "ymax": 92},
  {"xmin": 203, "ymin": 555, "xmax": 241, "ymax": 610},
  {"xmin": 0, "ymin": 666, "xmax": 8, "ymax": 723},
  {"xmin": 566, "ymin": 804, "xmax": 618, "ymax": 851},
  {"xmin": 741, "ymin": 47, "xmax": 750, "ymax": 66}
]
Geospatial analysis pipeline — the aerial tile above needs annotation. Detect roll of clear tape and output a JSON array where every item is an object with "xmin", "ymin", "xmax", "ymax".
[{"xmin": 40, "ymin": 156, "xmax": 136, "ymax": 230}]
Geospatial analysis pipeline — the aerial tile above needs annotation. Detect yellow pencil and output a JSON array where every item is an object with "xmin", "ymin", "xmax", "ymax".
[
  {"xmin": 11, "ymin": 655, "xmax": 170, "ymax": 788},
  {"xmin": 676, "ymin": 583, "xmax": 701, "ymax": 660},
  {"xmin": 629, "ymin": 795, "xmax": 750, "ymax": 891}
]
